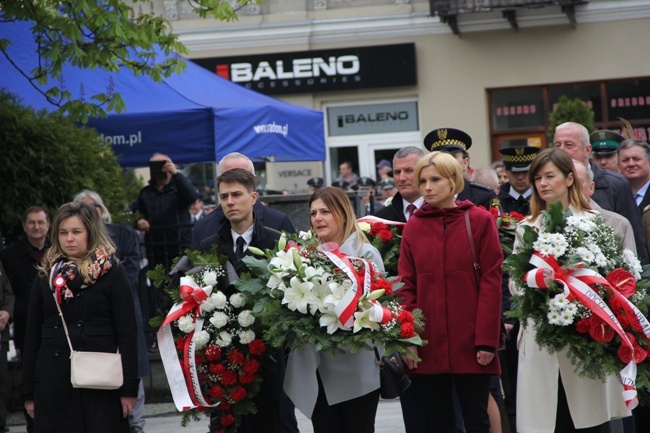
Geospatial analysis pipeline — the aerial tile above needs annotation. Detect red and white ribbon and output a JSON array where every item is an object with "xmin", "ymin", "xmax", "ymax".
[
  {"xmin": 158, "ymin": 277, "xmax": 216, "ymax": 411},
  {"xmin": 318, "ymin": 243, "xmax": 374, "ymax": 329},
  {"xmin": 525, "ymin": 252, "xmax": 639, "ymax": 409}
]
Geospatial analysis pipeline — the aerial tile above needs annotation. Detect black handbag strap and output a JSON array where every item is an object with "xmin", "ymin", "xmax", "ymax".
[
  {"xmin": 373, "ymin": 347, "xmax": 381, "ymax": 364},
  {"xmin": 464, "ymin": 211, "xmax": 481, "ymax": 288}
]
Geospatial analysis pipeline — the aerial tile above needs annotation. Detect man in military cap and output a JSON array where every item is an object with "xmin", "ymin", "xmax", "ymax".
[
  {"xmin": 424, "ymin": 127, "xmax": 499, "ymax": 210},
  {"xmin": 497, "ymin": 140, "xmax": 541, "ymax": 215},
  {"xmin": 380, "ymin": 179, "xmax": 397, "ymax": 201},
  {"xmin": 590, "ymin": 129, "xmax": 625, "ymax": 173},
  {"xmin": 307, "ymin": 177, "xmax": 324, "ymax": 193},
  {"xmin": 330, "ymin": 179, "xmax": 350, "ymax": 190}
]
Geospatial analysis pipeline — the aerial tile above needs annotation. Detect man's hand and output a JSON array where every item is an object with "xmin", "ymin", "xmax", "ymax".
[
  {"xmin": 137, "ymin": 218, "xmax": 150, "ymax": 231},
  {"xmin": 121, "ymin": 396, "xmax": 137, "ymax": 418},
  {"xmin": 163, "ymin": 159, "xmax": 178, "ymax": 176}
]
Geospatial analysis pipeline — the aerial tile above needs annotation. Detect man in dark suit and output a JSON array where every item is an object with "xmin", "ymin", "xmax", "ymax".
[
  {"xmin": 554, "ymin": 122, "xmax": 649, "ymax": 264},
  {"xmin": 198, "ymin": 168, "xmax": 284, "ymax": 433},
  {"xmin": 374, "ymin": 146, "xmax": 431, "ymax": 433},
  {"xmin": 190, "ymin": 152, "xmax": 294, "ymax": 250},
  {"xmin": 374, "ymin": 146, "xmax": 426, "ymax": 223},
  {"xmin": 424, "ymin": 128, "xmax": 500, "ymax": 211},
  {"xmin": 0, "ymin": 206, "xmax": 50, "ymax": 433}
]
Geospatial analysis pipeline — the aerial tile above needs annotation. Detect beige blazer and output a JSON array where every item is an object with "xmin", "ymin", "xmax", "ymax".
[{"xmin": 511, "ymin": 207, "xmax": 631, "ymax": 432}]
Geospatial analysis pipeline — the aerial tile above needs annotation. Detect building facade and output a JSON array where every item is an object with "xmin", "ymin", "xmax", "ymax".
[{"xmin": 158, "ymin": 0, "xmax": 650, "ymax": 187}]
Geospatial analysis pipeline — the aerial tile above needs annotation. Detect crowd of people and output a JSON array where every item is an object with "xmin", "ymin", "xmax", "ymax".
[{"xmin": 1, "ymin": 120, "xmax": 650, "ymax": 433}]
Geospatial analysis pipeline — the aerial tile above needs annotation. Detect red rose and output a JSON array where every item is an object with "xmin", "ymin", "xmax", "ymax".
[
  {"xmin": 510, "ymin": 211, "xmax": 525, "ymax": 221},
  {"xmin": 219, "ymin": 402, "xmax": 231, "ymax": 411},
  {"xmin": 230, "ymin": 386, "xmax": 247, "ymax": 402},
  {"xmin": 400, "ymin": 322, "xmax": 416, "ymax": 339},
  {"xmin": 575, "ymin": 318, "xmax": 590, "ymax": 334},
  {"xmin": 208, "ymin": 384, "xmax": 225, "ymax": 400},
  {"xmin": 221, "ymin": 370, "xmax": 238, "ymax": 386},
  {"xmin": 204, "ymin": 345, "xmax": 222, "ymax": 361},
  {"xmin": 378, "ymin": 229, "xmax": 393, "ymax": 243},
  {"xmin": 489, "ymin": 207, "xmax": 499, "ymax": 217},
  {"xmin": 606, "ymin": 269, "xmax": 636, "ymax": 299},
  {"xmin": 589, "ymin": 316, "xmax": 615, "ymax": 343},
  {"xmin": 209, "ymin": 363, "xmax": 226, "ymax": 375},
  {"xmin": 243, "ymin": 359, "xmax": 260, "ymax": 375},
  {"xmin": 398, "ymin": 310, "xmax": 414, "ymax": 324},
  {"xmin": 248, "ymin": 339, "xmax": 266, "ymax": 356},
  {"xmin": 372, "ymin": 278, "xmax": 392, "ymax": 292},
  {"xmin": 370, "ymin": 222, "xmax": 388, "ymax": 236},
  {"xmin": 228, "ymin": 349, "xmax": 245, "ymax": 365},
  {"xmin": 239, "ymin": 373, "xmax": 256, "ymax": 384},
  {"xmin": 221, "ymin": 414, "xmax": 236, "ymax": 427}
]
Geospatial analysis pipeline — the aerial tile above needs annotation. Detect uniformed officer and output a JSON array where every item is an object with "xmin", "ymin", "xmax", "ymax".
[
  {"xmin": 424, "ymin": 127, "xmax": 499, "ymax": 210},
  {"xmin": 307, "ymin": 177, "xmax": 324, "ymax": 193},
  {"xmin": 330, "ymin": 179, "xmax": 350, "ymax": 190},
  {"xmin": 355, "ymin": 177, "xmax": 383, "ymax": 215},
  {"xmin": 497, "ymin": 139, "xmax": 541, "ymax": 215},
  {"xmin": 590, "ymin": 129, "xmax": 625, "ymax": 173}
]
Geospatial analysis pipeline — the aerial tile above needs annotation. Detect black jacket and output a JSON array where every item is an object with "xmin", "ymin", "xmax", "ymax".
[
  {"xmin": 0, "ymin": 237, "xmax": 49, "ymax": 351},
  {"xmin": 135, "ymin": 172, "xmax": 198, "ymax": 269},
  {"xmin": 21, "ymin": 260, "xmax": 138, "ymax": 433},
  {"xmin": 590, "ymin": 161, "xmax": 649, "ymax": 264},
  {"xmin": 497, "ymin": 183, "xmax": 531, "ymax": 216},
  {"xmin": 373, "ymin": 192, "xmax": 407, "ymax": 223},
  {"xmin": 457, "ymin": 180, "xmax": 500, "ymax": 210},
  {"xmin": 191, "ymin": 201, "xmax": 294, "ymax": 250}
]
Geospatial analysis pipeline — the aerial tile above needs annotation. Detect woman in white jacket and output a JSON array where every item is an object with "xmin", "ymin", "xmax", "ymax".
[
  {"xmin": 284, "ymin": 186, "xmax": 384, "ymax": 433},
  {"xmin": 510, "ymin": 148, "xmax": 630, "ymax": 433}
]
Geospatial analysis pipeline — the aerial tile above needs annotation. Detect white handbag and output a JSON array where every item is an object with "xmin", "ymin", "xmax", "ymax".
[{"xmin": 54, "ymin": 295, "xmax": 124, "ymax": 390}]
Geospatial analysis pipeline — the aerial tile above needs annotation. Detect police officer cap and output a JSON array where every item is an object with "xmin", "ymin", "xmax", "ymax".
[
  {"xmin": 307, "ymin": 177, "xmax": 324, "ymax": 188},
  {"xmin": 590, "ymin": 130, "xmax": 625, "ymax": 155},
  {"xmin": 498, "ymin": 139, "xmax": 541, "ymax": 172},
  {"xmin": 381, "ymin": 179, "xmax": 396, "ymax": 190},
  {"xmin": 376, "ymin": 159, "xmax": 392, "ymax": 170},
  {"xmin": 424, "ymin": 128, "xmax": 472, "ymax": 153},
  {"xmin": 331, "ymin": 180, "xmax": 350, "ymax": 189},
  {"xmin": 357, "ymin": 177, "xmax": 376, "ymax": 189}
]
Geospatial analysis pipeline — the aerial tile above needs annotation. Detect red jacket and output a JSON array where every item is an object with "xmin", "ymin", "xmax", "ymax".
[{"xmin": 398, "ymin": 200, "xmax": 502, "ymax": 375}]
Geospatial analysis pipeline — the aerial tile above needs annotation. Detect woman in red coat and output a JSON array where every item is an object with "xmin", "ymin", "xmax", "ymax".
[{"xmin": 399, "ymin": 151, "xmax": 503, "ymax": 433}]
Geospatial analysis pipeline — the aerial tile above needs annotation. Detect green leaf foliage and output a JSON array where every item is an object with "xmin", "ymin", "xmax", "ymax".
[
  {"xmin": 0, "ymin": 0, "xmax": 262, "ymax": 122},
  {"xmin": 548, "ymin": 95, "xmax": 595, "ymax": 142},
  {"xmin": 0, "ymin": 90, "xmax": 141, "ymax": 243}
]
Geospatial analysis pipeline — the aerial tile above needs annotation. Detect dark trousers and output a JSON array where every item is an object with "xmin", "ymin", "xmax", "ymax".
[
  {"xmin": 399, "ymin": 375, "xmax": 433, "ymax": 433},
  {"xmin": 419, "ymin": 374, "xmax": 492, "ymax": 433},
  {"xmin": 311, "ymin": 374, "xmax": 380, "ymax": 433}
]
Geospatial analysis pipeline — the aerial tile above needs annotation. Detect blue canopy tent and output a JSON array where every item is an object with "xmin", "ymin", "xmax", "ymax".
[{"xmin": 0, "ymin": 21, "xmax": 325, "ymax": 167}]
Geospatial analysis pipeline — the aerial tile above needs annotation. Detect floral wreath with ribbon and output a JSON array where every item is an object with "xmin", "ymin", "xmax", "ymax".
[
  {"xmin": 233, "ymin": 231, "xmax": 426, "ymax": 358},
  {"xmin": 504, "ymin": 202, "xmax": 650, "ymax": 409},
  {"xmin": 149, "ymin": 250, "xmax": 267, "ymax": 433}
]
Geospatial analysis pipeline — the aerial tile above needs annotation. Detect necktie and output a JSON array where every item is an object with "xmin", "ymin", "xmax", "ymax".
[
  {"xmin": 235, "ymin": 236, "xmax": 246, "ymax": 261},
  {"xmin": 406, "ymin": 203, "xmax": 417, "ymax": 219}
]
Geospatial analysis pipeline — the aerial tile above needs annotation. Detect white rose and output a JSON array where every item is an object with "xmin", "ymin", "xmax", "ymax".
[
  {"xmin": 177, "ymin": 315, "xmax": 195, "ymax": 334},
  {"xmin": 210, "ymin": 311, "xmax": 230, "ymax": 328},
  {"xmin": 216, "ymin": 331, "xmax": 232, "ymax": 347},
  {"xmin": 193, "ymin": 330, "xmax": 210, "ymax": 349},
  {"xmin": 203, "ymin": 270, "xmax": 218, "ymax": 286},
  {"xmin": 212, "ymin": 291, "xmax": 228, "ymax": 309},
  {"xmin": 238, "ymin": 310, "xmax": 256, "ymax": 327},
  {"xmin": 239, "ymin": 329, "xmax": 256, "ymax": 344},
  {"xmin": 230, "ymin": 293, "xmax": 247, "ymax": 308}
]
